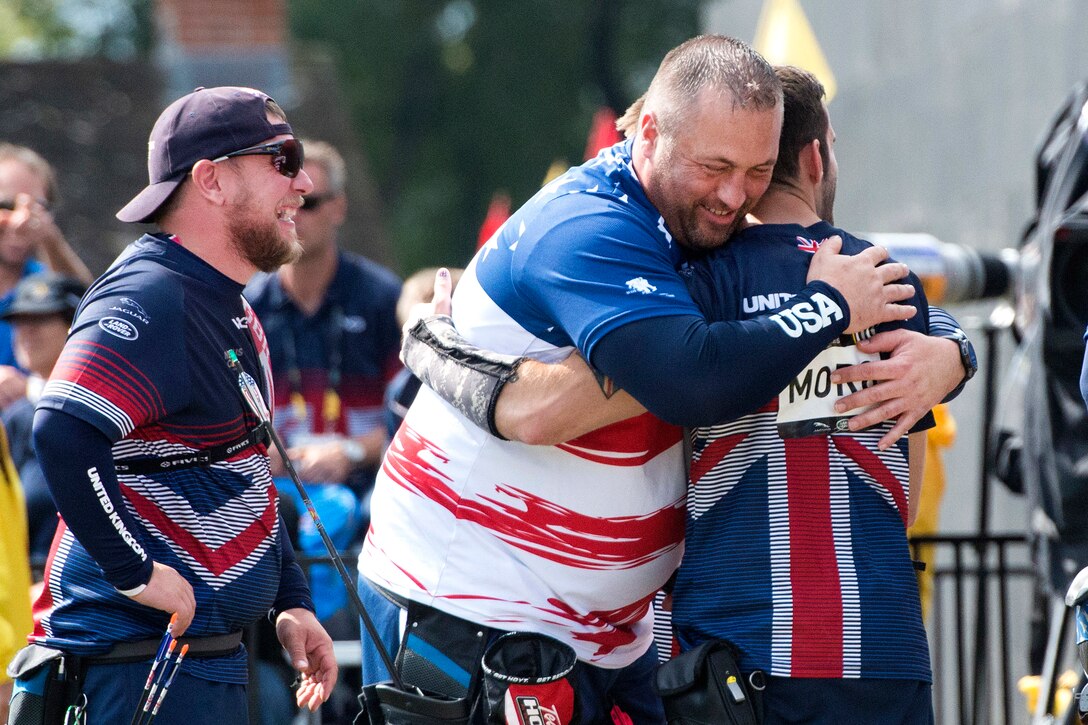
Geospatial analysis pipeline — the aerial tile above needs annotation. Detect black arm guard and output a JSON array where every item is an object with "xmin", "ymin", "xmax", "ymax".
[{"xmin": 401, "ymin": 315, "xmax": 526, "ymax": 440}]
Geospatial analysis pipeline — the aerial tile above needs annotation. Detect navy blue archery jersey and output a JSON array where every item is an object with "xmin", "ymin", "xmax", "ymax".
[{"xmin": 30, "ymin": 234, "xmax": 310, "ymax": 684}]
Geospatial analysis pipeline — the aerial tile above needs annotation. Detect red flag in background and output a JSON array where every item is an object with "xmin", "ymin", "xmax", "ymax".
[
  {"xmin": 584, "ymin": 106, "xmax": 621, "ymax": 160},
  {"xmin": 477, "ymin": 191, "xmax": 511, "ymax": 250}
]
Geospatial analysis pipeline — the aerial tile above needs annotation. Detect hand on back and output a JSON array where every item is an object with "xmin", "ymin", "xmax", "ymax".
[{"xmin": 807, "ymin": 236, "xmax": 916, "ymax": 334}]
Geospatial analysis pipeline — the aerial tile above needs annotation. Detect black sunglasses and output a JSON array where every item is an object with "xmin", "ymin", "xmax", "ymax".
[
  {"xmin": 0, "ymin": 197, "xmax": 50, "ymax": 212},
  {"xmin": 212, "ymin": 138, "xmax": 304, "ymax": 178},
  {"xmin": 300, "ymin": 192, "xmax": 339, "ymax": 212}
]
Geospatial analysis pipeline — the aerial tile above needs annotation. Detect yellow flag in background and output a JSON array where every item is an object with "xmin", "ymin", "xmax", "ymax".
[
  {"xmin": 753, "ymin": 0, "xmax": 837, "ymax": 102},
  {"xmin": 542, "ymin": 158, "xmax": 569, "ymax": 187}
]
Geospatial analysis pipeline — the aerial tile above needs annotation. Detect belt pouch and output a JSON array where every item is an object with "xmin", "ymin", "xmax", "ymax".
[
  {"xmin": 480, "ymin": 632, "xmax": 578, "ymax": 725},
  {"xmin": 370, "ymin": 682, "xmax": 472, "ymax": 724},
  {"xmin": 653, "ymin": 640, "xmax": 763, "ymax": 725},
  {"xmin": 7, "ymin": 646, "xmax": 85, "ymax": 725},
  {"xmin": 362, "ymin": 601, "xmax": 489, "ymax": 724}
]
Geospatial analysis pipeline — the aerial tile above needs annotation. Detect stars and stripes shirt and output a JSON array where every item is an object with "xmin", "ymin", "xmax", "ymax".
[
  {"xmin": 360, "ymin": 141, "xmax": 697, "ymax": 668},
  {"xmin": 672, "ymin": 222, "xmax": 934, "ymax": 683},
  {"xmin": 31, "ymin": 234, "xmax": 310, "ymax": 683}
]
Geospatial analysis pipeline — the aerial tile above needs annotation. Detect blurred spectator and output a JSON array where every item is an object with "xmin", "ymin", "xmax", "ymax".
[
  {"xmin": 0, "ymin": 144, "xmax": 94, "ymax": 410},
  {"xmin": 907, "ymin": 403, "xmax": 957, "ymax": 620},
  {"xmin": 0, "ymin": 421, "xmax": 32, "ymax": 723},
  {"xmin": 0, "ymin": 273, "xmax": 86, "ymax": 562},
  {"xmin": 384, "ymin": 266, "xmax": 464, "ymax": 437},
  {"xmin": 244, "ymin": 139, "xmax": 401, "ymax": 648}
]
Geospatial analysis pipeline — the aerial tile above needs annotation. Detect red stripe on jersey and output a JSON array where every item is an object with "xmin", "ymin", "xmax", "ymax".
[
  {"xmin": 384, "ymin": 425, "xmax": 684, "ymax": 570},
  {"xmin": 364, "ymin": 524, "xmax": 428, "ymax": 590},
  {"xmin": 443, "ymin": 590, "xmax": 655, "ymax": 658},
  {"xmin": 545, "ymin": 591, "xmax": 655, "ymax": 657},
  {"xmin": 833, "ymin": 437, "xmax": 909, "ymax": 526},
  {"xmin": 122, "ymin": 484, "xmax": 277, "ymax": 576},
  {"xmin": 785, "ymin": 437, "xmax": 843, "ymax": 677},
  {"xmin": 53, "ymin": 342, "xmax": 165, "ymax": 423},
  {"xmin": 126, "ymin": 417, "xmax": 251, "ymax": 447},
  {"xmin": 690, "ymin": 432, "xmax": 745, "ymax": 484},
  {"xmin": 556, "ymin": 412, "xmax": 682, "ymax": 467},
  {"xmin": 477, "ymin": 483, "xmax": 683, "ymax": 569},
  {"xmin": 241, "ymin": 297, "xmax": 275, "ymax": 410},
  {"xmin": 381, "ymin": 424, "xmax": 456, "ymax": 505}
]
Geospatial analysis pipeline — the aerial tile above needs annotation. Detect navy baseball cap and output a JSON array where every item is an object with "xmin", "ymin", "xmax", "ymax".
[
  {"xmin": 0, "ymin": 273, "xmax": 86, "ymax": 321},
  {"xmin": 117, "ymin": 86, "xmax": 294, "ymax": 223}
]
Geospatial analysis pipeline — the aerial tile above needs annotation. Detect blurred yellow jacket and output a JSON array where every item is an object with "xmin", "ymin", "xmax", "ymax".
[
  {"xmin": 0, "ymin": 424, "xmax": 32, "ymax": 684},
  {"xmin": 908, "ymin": 403, "xmax": 957, "ymax": 620}
]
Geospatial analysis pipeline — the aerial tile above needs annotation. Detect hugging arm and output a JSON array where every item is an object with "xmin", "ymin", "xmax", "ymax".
[
  {"xmin": 404, "ymin": 279, "xmax": 855, "ymax": 441},
  {"xmin": 405, "ymin": 302, "xmax": 975, "ymax": 447}
]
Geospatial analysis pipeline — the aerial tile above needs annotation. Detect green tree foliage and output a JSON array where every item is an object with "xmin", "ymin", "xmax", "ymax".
[
  {"xmin": 0, "ymin": 0, "xmax": 152, "ymax": 60},
  {"xmin": 289, "ymin": 0, "xmax": 701, "ymax": 273}
]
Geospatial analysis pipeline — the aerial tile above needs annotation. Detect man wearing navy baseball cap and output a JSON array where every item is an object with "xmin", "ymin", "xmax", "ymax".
[{"xmin": 7, "ymin": 87, "xmax": 337, "ymax": 724}]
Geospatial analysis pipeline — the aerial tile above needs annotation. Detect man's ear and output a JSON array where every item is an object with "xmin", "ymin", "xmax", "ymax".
[
  {"xmin": 639, "ymin": 112, "xmax": 659, "ymax": 153},
  {"xmin": 801, "ymin": 138, "xmax": 824, "ymax": 186},
  {"xmin": 189, "ymin": 159, "xmax": 228, "ymax": 207}
]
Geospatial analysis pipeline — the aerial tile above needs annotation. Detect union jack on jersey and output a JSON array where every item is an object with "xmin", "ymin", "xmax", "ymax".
[{"xmin": 672, "ymin": 221, "xmax": 933, "ymax": 683}]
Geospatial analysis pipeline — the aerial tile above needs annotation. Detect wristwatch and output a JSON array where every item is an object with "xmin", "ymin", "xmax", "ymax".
[
  {"xmin": 340, "ymin": 438, "xmax": 367, "ymax": 468},
  {"xmin": 946, "ymin": 328, "xmax": 978, "ymax": 382}
]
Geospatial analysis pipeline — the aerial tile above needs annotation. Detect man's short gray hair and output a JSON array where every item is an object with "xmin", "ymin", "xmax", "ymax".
[
  {"xmin": 642, "ymin": 35, "xmax": 782, "ymax": 139},
  {"xmin": 300, "ymin": 139, "xmax": 347, "ymax": 194}
]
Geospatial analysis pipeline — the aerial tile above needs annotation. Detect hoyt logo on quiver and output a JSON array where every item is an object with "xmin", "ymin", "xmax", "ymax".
[
  {"xmin": 504, "ymin": 683, "xmax": 575, "ymax": 725},
  {"xmin": 482, "ymin": 632, "xmax": 578, "ymax": 725}
]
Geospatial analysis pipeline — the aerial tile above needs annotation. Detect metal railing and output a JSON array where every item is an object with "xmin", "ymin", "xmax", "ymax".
[{"xmin": 911, "ymin": 532, "xmax": 1034, "ymax": 725}]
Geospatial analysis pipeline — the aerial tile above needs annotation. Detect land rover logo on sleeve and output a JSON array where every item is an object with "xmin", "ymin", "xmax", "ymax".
[{"xmin": 98, "ymin": 316, "xmax": 139, "ymax": 341}]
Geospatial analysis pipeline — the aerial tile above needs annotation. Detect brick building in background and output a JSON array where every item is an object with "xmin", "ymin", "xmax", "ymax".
[
  {"xmin": 155, "ymin": 0, "xmax": 294, "ymax": 104},
  {"xmin": 0, "ymin": 0, "xmax": 390, "ymax": 276}
]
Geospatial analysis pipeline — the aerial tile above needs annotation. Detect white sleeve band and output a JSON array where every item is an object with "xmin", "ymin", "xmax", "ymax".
[{"xmin": 117, "ymin": 582, "xmax": 148, "ymax": 597}]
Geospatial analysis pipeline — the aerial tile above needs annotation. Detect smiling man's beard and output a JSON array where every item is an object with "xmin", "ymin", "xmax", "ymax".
[
  {"xmin": 227, "ymin": 207, "xmax": 302, "ymax": 273},
  {"xmin": 647, "ymin": 169, "xmax": 753, "ymax": 252}
]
